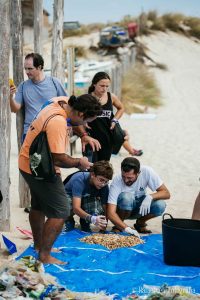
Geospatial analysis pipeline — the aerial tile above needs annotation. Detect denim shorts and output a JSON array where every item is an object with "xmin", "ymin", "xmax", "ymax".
[{"xmin": 117, "ymin": 192, "xmax": 166, "ymax": 217}]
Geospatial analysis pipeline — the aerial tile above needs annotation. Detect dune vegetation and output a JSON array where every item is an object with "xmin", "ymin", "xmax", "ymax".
[{"xmin": 121, "ymin": 62, "xmax": 161, "ymax": 113}]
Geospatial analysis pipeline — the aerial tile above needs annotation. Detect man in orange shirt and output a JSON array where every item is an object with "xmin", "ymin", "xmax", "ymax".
[{"xmin": 19, "ymin": 94, "xmax": 102, "ymax": 264}]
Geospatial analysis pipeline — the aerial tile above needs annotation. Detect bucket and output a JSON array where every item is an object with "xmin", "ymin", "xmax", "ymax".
[{"xmin": 162, "ymin": 213, "xmax": 200, "ymax": 266}]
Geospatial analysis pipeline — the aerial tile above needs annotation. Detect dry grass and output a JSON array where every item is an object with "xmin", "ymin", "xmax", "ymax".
[
  {"xmin": 162, "ymin": 13, "xmax": 186, "ymax": 32},
  {"xmin": 137, "ymin": 11, "xmax": 200, "ymax": 39},
  {"xmin": 63, "ymin": 26, "xmax": 89, "ymax": 38},
  {"xmin": 63, "ymin": 23, "xmax": 105, "ymax": 39},
  {"xmin": 186, "ymin": 17, "xmax": 200, "ymax": 39},
  {"xmin": 121, "ymin": 63, "xmax": 161, "ymax": 113},
  {"xmin": 63, "ymin": 44, "xmax": 87, "ymax": 59}
]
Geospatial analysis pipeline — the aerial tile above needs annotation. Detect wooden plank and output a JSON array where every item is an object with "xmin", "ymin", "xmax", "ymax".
[{"xmin": 0, "ymin": 0, "xmax": 11, "ymax": 231}]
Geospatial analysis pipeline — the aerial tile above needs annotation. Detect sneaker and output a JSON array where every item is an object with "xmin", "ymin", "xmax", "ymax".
[{"xmin": 64, "ymin": 218, "xmax": 75, "ymax": 232}]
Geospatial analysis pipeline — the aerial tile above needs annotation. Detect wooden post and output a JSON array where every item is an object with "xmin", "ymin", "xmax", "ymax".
[
  {"xmin": 0, "ymin": 0, "xmax": 11, "ymax": 231},
  {"xmin": 10, "ymin": 0, "xmax": 30, "ymax": 208},
  {"xmin": 66, "ymin": 47, "xmax": 75, "ymax": 96},
  {"xmin": 66, "ymin": 47, "xmax": 76, "ymax": 155},
  {"xmin": 34, "ymin": 0, "xmax": 43, "ymax": 54},
  {"xmin": 51, "ymin": 0, "xmax": 64, "ymax": 83}
]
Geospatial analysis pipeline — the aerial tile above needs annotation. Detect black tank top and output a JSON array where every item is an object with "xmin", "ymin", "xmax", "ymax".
[{"xmin": 87, "ymin": 92, "xmax": 114, "ymax": 145}]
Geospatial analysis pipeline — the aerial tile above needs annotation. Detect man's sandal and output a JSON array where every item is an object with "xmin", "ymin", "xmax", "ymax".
[
  {"xmin": 111, "ymin": 226, "xmax": 122, "ymax": 233},
  {"xmin": 134, "ymin": 222, "xmax": 152, "ymax": 234}
]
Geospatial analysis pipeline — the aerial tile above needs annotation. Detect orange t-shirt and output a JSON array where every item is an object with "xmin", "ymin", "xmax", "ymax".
[{"xmin": 19, "ymin": 99, "xmax": 68, "ymax": 174}]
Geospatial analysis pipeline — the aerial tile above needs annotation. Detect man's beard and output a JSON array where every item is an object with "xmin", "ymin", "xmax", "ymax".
[{"xmin": 125, "ymin": 181, "xmax": 134, "ymax": 186}]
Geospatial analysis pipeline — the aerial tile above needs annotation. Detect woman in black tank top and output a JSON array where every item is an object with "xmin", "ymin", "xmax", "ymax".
[{"xmin": 85, "ymin": 72, "xmax": 143, "ymax": 162}]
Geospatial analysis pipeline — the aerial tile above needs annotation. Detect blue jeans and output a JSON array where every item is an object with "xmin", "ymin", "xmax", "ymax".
[{"xmin": 117, "ymin": 192, "xmax": 166, "ymax": 218}]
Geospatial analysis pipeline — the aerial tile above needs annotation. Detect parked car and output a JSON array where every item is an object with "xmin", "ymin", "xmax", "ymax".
[{"xmin": 99, "ymin": 26, "xmax": 130, "ymax": 48}]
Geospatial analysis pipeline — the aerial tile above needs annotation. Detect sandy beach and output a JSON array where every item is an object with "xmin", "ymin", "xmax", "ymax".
[{"xmin": 1, "ymin": 31, "xmax": 200, "ymax": 259}]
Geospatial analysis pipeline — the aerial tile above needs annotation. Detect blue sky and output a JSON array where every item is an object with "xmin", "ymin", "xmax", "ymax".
[{"xmin": 43, "ymin": 0, "xmax": 200, "ymax": 24}]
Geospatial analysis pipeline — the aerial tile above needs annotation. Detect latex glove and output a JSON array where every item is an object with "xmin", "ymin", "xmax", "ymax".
[
  {"xmin": 139, "ymin": 195, "xmax": 153, "ymax": 216},
  {"xmin": 91, "ymin": 215, "xmax": 107, "ymax": 229},
  {"xmin": 124, "ymin": 226, "xmax": 140, "ymax": 238}
]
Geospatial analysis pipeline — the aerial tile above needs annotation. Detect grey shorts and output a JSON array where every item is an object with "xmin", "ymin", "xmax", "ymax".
[{"xmin": 20, "ymin": 170, "xmax": 70, "ymax": 219}]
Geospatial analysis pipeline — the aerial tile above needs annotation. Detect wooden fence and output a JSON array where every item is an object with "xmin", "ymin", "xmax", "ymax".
[{"xmin": 109, "ymin": 47, "xmax": 136, "ymax": 98}]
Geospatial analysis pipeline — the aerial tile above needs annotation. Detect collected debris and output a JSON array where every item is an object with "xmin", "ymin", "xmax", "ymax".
[
  {"xmin": 80, "ymin": 233, "xmax": 144, "ymax": 250},
  {"xmin": 0, "ymin": 258, "xmax": 59, "ymax": 299},
  {"xmin": 0, "ymin": 258, "xmax": 114, "ymax": 299}
]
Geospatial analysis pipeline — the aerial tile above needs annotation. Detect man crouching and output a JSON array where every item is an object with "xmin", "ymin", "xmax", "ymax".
[{"xmin": 107, "ymin": 157, "xmax": 170, "ymax": 236}]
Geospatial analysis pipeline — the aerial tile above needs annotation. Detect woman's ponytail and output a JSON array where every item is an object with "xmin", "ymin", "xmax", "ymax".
[{"xmin": 68, "ymin": 95, "xmax": 77, "ymax": 107}]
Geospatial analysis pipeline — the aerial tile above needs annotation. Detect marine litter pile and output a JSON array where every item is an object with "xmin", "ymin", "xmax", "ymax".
[
  {"xmin": 0, "ymin": 258, "xmax": 113, "ymax": 299},
  {"xmin": 80, "ymin": 233, "xmax": 144, "ymax": 250}
]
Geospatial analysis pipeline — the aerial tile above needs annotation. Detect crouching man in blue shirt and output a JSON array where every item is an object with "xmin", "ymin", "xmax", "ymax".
[{"xmin": 64, "ymin": 161, "xmax": 113, "ymax": 232}]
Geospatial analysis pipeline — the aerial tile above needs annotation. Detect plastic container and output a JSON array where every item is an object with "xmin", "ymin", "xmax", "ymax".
[{"xmin": 162, "ymin": 213, "xmax": 200, "ymax": 266}]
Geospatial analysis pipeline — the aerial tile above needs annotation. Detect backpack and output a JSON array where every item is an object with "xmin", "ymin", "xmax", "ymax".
[
  {"xmin": 63, "ymin": 171, "xmax": 84, "ymax": 186},
  {"xmin": 29, "ymin": 114, "xmax": 61, "ymax": 182}
]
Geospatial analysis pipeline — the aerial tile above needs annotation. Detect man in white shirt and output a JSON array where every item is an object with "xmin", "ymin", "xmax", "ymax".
[{"xmin": 107, "ymin": 157, "xmax": 170, "ymax": 235}]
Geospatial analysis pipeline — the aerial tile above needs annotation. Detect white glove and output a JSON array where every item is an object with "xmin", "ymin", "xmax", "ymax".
[
  {"xmin": 139, "ymin": 195, "xmax": 153, "ymax": 216},
  {"xmin": 91, "ymin": 215, "xmax": 107, "ymax": 229},
  {"xmin": 124, "ymin": 226, "xmax": 140, "ymax": 238}
]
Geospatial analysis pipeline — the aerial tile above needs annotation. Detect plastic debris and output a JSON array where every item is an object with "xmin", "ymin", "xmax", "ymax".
[
  {"xmin": 16, "ymin": 227, "xmax": 33, "ymax": 239},
  {"xmin": 0, "ymin": 259, "xmax": 115, "ymax": 299},
  {"xmin": 2, "ymin": 235, "xmax": 17, "ymax": 255}
]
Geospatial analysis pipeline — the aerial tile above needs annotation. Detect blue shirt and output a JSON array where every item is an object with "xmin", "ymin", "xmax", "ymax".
[
  {"xmin": 65, "ymin": 172, "xmax": 109, "ymax": 205},
  {"xmin": 15, "ymin": 76, "xmax": 67, "ymax": 134}
]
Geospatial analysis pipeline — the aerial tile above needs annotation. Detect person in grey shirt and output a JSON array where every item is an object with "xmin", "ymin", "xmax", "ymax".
[{"xmin": 9, "ymin": 52, "xmax": 67, "ymax": 136}]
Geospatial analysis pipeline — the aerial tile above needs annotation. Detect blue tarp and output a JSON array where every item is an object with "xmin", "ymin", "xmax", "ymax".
[{"xmin": 18, "ymin": 230, "xmax": 200, "ymax": 299}]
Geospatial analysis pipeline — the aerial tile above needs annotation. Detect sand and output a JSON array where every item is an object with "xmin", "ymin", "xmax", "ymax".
[{"xmin": 1, "ymin": 31, "xmax": 200, "ymax": 260}]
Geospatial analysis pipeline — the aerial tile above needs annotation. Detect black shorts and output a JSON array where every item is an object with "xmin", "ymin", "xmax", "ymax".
[{"xmin": 20, "ymin": 170, "xmax": 70, "ymax": 219}]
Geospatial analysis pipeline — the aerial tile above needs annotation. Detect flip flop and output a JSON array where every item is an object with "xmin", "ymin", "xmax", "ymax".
[{"xmin": 131, "ymin": 149, "xmax": 143, "ymax": 156}]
